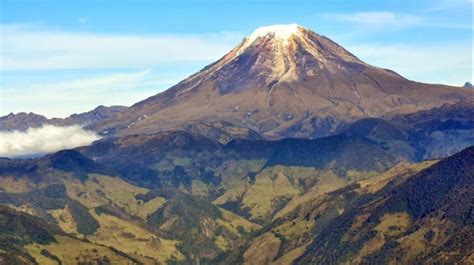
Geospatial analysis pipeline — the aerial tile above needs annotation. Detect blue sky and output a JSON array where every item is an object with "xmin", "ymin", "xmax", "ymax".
[{"xmin": 1, "ymin": 0, "xmax": 472, "ymax": 117}]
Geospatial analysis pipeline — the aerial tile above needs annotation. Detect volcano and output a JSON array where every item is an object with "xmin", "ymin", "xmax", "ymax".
[{"xmin": 95, "ymin": 24, "xmax": 473, "ymax": 138}]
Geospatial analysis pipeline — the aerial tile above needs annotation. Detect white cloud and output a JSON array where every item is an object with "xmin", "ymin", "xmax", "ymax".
[
  {"xmin": 30, "ymin": 69, "xmax": 152, "ymax": 91},
  {"xmin": 1, "ymin": 69, "xmax": 168, "ymax": 118},
  {"xmin": 0, "ymin": 23, "xmax": 242, "ymax": 70},
  {"xmin": 0, "ymin": 125, "xmax": 101, "ymax": 158},
  {"xmin": 348, "ymin": 43, "xmax": 472, "ymax": 85}
]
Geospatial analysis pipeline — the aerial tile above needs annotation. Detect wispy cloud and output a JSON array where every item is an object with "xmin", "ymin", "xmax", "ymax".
[
  {"xmin": 348, "ymin": 43, "xmax": 472, "ymax": 86},
  {"xmin": 0, "ymin": 23, "xmax": 242, "ymax": 70},
  {"xmin": 1, "ymin": 69, "xmax": 168, "ymax": 117},
  {"xmin": 29, "ymin": 69, "xmax": 152, "ymax": 91},
  {"xmin": 0, "ymin": 125, "xmax": 100, "ymax": 158}
]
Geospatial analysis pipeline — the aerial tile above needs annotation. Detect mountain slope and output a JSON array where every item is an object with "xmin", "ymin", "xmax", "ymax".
[
  {"xmin": 296, "ymin": 146, "xmax": 474, "ymax": 264},
  {"xmin": 94, "ymin": 24, "xmax": 473, "ymax": 138},
  {"xmin": 79, "ymin": 131, "xmax": 402, "ymax": 187},
  {"xmin": 1, "ymin": 127, "xmax": 472, "ymax": 264},
  {"xmin": 338, "ymin": 101, "xmax": 474, "ymax": 160},
  {"xmin": 0, "ymin": 150, "xmax": 262, "ymax": 263},
  {"xmin": 229, "ymin": 146, "xmax": 473, "ymax": 265},
  {"xmin": 389, "ymin": 101, "xmax": 474, "ymax": 159},
  {"xmin": 76, "ymin": 129, "xmax": 406, "ymax": 226},
  {"xmin": 0, "ymin": 205, "xmax": 141, "ymax": 264},
  {"xmin": 0, "ymin": 128, "xmax": 407, "ymax": 262}
]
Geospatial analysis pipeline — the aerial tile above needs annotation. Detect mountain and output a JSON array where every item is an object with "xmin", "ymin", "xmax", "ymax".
[
  {"xmin": 184, "ymin": 121, "xmax": 264, "ymax": 144},
  {"xmin": 225, "ymin": 146, "xmax": 474, "ymax": 264},
  {"xmin": 64, "ymin": 105, "xmax": 128, "ymax": 127},
  {"xmin": 337, "ymin": 101, "xmax": 474, "ymax": 160},
  {"xmin": 0, "ymin": 129, "xmax": 407, "ymax": 263},
  {"xmin": 296, "ymin": 146, "xmax": 474, "ymax": 264},
  {"xmin": 79, "ymin": 130, "xmax": 401, "ymax": 191},
  {"xmin": 1, "ymin": 23, "xmax": 473, "ymax": 265},
  {"xmin": 0, "ymin": 150, "xmax": 260, "ymax": 263},
  {"xmin": 0, "ymin": 105, "xmax": 127, "ymax": 131},
  {"xmin": 2, "ymin": 139, "xmax": 472, "ymax": 264},
  {"xmin": 0, "ymin": 205, "xmax": 141, "ymax": 264},
  {"xmin": 0, "ymin": 112, "xmax": 49, "ymax": 132},
  {"xmin": 388, "ymin": 101, "xmax": 474, "ymax": 159},
  {"xmin": 94, "ymin": 24, "xmax": 473, "ymax": 138}
]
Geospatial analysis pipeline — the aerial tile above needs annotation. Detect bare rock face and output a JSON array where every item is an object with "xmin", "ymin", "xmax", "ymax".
[{"xmin": 94, "ymin": 24, "xmax": 474, "ymax": 138}]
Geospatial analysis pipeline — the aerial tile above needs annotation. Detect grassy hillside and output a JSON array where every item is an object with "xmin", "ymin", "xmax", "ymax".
[
  {"xmin": 294, "ymin": 147, "xmax": 473, "ymax": 264},
  {"xmin": 77, "ymin": 130, "xmax": 402, "ymax": 227},
  {"xmin": 219, "ymin": 147, "xmax": 473, "ymax": 264},
  {"xmin": 0, "ymin": 205, "xmax": 139, "ymax": 265},
  {"xmin": 0, "ymin": 120, "xmax": 472, "ymax": 264},
  {"xmin": 0, "ymin": 150, "xmax": 263, "ymax": 264}
]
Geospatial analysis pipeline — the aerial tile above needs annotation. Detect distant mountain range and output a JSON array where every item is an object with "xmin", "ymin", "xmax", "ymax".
[
  {"xmin": 0, "ymin": 24, "xmax": 473, "ymax": 264},
  {"xmin": 341, "ymin": 101, "xmax": 474, "ymax": 160},
  {"xmin": 0, "ymin": 105, "xmax": 126, "ymax": 131}
]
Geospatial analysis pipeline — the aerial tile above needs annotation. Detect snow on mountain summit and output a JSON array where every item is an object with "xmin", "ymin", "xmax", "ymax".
[
  {"xmin": 248, "ymin": 24, "xmax": 301, "ymax": 43},
  {"xmin": 94, "ymin": 24, "xmax": 473, "ymax": 140}
]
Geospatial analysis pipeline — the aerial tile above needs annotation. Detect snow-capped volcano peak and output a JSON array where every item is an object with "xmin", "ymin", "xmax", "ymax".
[
  {"xmin": 96, "ymin": 24, "xmax": 472, "ymax": 140},
  {"xmin": 248, "ymin": 23, "xmax": 301, "ymax": 43}
]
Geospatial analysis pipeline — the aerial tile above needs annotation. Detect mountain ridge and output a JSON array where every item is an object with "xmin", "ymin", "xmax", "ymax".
[{"xmin": 0, "ymin": 105, "xmax": 127, "ymax": 131}]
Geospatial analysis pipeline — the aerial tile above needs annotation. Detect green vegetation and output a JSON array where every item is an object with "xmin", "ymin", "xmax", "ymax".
[
  {"xmin": 147, "ymin": 192, "xmax": 224, "ymax": 260},
  {"xmin": 40, "ymin": 249, "xmax": 62, "ymax": 264},
  {"xmin": 0, "ymin": 119, "xmax": 472, "ymax": 264},
  {"xmin": 295, "ymin": 147, "xmax": 474, "ymax": 264},
  {"xmin": 67, "ymin": 201, "xmax": 99, "ymax": 236}
]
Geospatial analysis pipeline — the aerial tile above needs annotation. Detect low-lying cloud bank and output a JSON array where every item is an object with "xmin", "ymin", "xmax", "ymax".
[{"xmin": 0, "ymin": 125, "xmax": 101, "ymax": 158}]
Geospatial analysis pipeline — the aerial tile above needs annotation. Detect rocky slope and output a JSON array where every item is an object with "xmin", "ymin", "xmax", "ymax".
[{"xmin": 94, "ymin": 24, "xmax": 473, "ymax": 138}]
